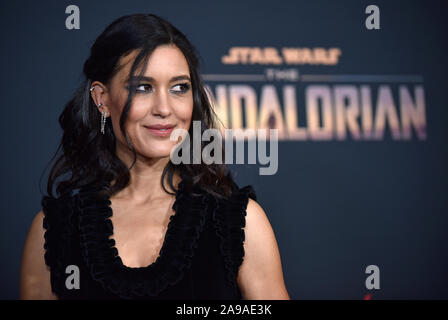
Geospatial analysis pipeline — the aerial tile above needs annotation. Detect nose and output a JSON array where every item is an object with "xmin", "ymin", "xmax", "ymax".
[{"xmin": 151, "ymin": 89, "xmax": 172, "ymax": 118}]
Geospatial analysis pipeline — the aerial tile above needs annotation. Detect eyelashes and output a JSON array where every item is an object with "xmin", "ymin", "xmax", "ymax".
[
  {"xmin": 171, "ymin": 83, "xmax": 191, "ymax": 94},
  {"xmin": 126, "ymin": 82, "xmax": 191, "ymax": 94}
]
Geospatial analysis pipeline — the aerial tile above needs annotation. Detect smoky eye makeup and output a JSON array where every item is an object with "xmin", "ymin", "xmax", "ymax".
[
  {"xmin": 125, "ymin": 82, "xmax": 191, "ymax": 94},
  {"xmin": 171, "ymin": 82, "xmax": 191, "ymax": 93}
]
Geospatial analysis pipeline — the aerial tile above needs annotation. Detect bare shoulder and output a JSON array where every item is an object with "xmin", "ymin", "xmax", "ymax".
[
  {"xmin": 20, "ymin": 210, "xmax": 57, "ymax": 300},
  {"xmin": 22, "ymin": 211, "xmax": 46, "ymax": 255},
  {"xmin": 236, "ymin": 198, "xmax": 290, "ymax": 300},
  {"xmin": 245, "ymin": 198, "xmax": 271, "ymax": 235},
  {"xmin": 28, "ymin": 210, "xmax": 45, "ymax": 238}
]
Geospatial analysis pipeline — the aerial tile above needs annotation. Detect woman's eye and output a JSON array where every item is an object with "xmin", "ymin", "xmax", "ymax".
[
  {"xmin": 171, "ymin": 83, "xmax": 190, "ymax": 94},
  {"xmin": 136, "ymin": 84, "xmax": 152, "ymax": 93},
  {"xmin": 127, "ymin": 83, "xmax": 190, "ymax": 94}
]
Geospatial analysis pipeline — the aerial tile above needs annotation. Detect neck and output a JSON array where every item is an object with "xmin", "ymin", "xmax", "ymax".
[{"xmin": 111, "ymin": 143, "xmax": 181, "ymax": 203}]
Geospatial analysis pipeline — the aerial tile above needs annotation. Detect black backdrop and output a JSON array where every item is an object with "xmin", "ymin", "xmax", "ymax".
[{"xmin": 1, "ymin": 0, "xmax": 447, "ymax": 299}]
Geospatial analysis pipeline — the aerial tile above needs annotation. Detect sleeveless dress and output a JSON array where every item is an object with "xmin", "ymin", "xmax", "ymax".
[{"xmin": 41, "ymin": 180, "xmax": 257, "ymax": 300}]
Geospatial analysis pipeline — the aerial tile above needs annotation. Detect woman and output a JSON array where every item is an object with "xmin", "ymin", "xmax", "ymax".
[{"xmin": 20, "ymin": 13, "xmax": 289, "ymax": 300}]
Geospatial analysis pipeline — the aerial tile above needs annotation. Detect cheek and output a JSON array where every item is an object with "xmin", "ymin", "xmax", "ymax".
[
  {"xmin": 126, "ymin": 102, "xmax": 148, "ymax": 123},
  {"xmin": 108, "ymin": 100, "xmax": 146, "ymax": 140},
  {"xmin": 175, "ymin": 101, "xmax": 194, "ymax": 126}
]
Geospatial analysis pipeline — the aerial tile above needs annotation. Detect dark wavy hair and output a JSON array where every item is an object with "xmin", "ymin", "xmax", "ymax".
[{"xmin": 44, "ymin": 13, "xmax": 236, "ymax": 199}]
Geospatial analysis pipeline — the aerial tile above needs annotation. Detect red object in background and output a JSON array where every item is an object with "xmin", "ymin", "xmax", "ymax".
[{"xmin": 364, "ymin": 293, "xmax": 372, "ymax": 300}]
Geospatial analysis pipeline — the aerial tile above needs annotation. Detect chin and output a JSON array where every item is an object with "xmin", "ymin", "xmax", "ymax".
[{"xmin": 143, "ymin": 148, "xmax": 173, "ymax": 159}]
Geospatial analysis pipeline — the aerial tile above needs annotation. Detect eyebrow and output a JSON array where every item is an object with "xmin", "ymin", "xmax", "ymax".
[{"xmin": 125, "ymin": 75, "xmax": 191, "ymax": 83}]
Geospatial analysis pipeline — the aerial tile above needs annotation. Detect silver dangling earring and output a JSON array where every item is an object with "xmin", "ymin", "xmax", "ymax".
[{"xmin": 98, "ymin": 103, "xmax": 106, "ymax": 134}]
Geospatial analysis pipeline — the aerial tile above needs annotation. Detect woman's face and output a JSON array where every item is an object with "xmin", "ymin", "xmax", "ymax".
[{"xmin": 96, "ymin": 44, "xmax": 193, "ymax": 161}]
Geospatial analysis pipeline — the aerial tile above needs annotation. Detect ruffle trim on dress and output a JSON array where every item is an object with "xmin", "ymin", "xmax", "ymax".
[
  {"xmin": 75, "ymin": 180, "xmax": 209, "ymax": 299},
  {"xmin": 41, "ymin": 180, "xmax": 257, "ymax": 298},
  {"xmin": 212, "ymin": 183, "xmax": 257, "ymax": 288},
  {"xmin": 42, "ymin": 191, "xmax": 78, "ymax": 294}
]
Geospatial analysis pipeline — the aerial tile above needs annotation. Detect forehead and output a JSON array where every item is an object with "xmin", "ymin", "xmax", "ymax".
[{"xmin": 116, "ymin": 45, "xmax": 190, "ymax": 82}]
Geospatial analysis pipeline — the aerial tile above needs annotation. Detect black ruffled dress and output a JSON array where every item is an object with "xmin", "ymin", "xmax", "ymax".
[{"xmin": 41, "ymin": 180, "xmax": 256, "ymax": 300}]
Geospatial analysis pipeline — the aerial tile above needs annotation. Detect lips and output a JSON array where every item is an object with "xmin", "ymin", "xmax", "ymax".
[
  {"xmin": 145, "ymin": 124, "xmax": 176, "ymax": 130},
  {"xmin": 144, "ymin": 124, "xmax": 176, "ymax": 137}
]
